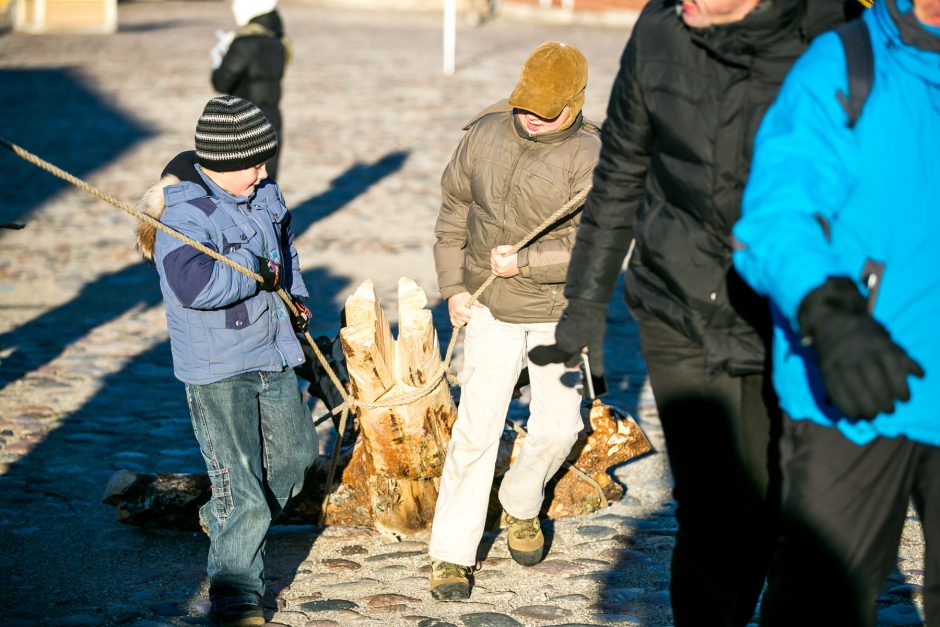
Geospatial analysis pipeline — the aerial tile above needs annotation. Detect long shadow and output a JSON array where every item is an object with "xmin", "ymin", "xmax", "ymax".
[
  {"xmin": 0, "ymin": 69, "xmax": 153, "ymax": 226},
  {"xmin": 0, "ymin": 263, "xmax": 162, "ymax": 393},
  {"xmin": 288, "ymin": 150, "xmax": 409, "ymax": 236},
  {"xmin": 0, "ymin": 152, "xmax": 406, "ymax": 622}
]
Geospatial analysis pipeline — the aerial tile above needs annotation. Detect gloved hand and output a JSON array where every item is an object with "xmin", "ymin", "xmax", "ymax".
[
  {"xmin": 528, "ymin": 297, "xmax": 608, "ymax": 375},
  {"xmin": 291, "ymin": 297, "xmax": 313, "ymax": 334},
  {"xmin": 799, "ymin": 277, "xmax": 925, "ymax": 420},
  {"xmin": 255, "ymin": 255, "xmax": 280, "ymax": 292}
]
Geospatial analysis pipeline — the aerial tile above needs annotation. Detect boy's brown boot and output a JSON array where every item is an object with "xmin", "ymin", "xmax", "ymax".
[
  {"xmin": 430, "ymin": 559, "xmax": 472, "ymax": 601},
  {"xmin": 506, "ymin": 513, "xmax": 544, "ymax": 566}
]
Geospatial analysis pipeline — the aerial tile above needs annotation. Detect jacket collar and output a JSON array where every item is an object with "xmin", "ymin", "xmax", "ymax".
[
  {"xmin": 162, "ymin": 151, "xmax": 210, "ymax": 195},
  {"xmin": 872, "ymin": 0, "xmax": 940, "ymax": 85},
  {"xmin": 195, "ymin": 165, "xmax": 256, "ymax": 205},
  {"xmin": 511, "ymin": 111, "xmax": 584, "ymax": 144},
  {"xmin": 885, "ymin": 0, "xmax": 940, "ymax": 52},
  {"xmin": 686, "ymin": 0, "xmax": 803, "ymax": 64},
  {"xmin": 246, "ymin": 10, "xmax": 283, "ymax": 37}
]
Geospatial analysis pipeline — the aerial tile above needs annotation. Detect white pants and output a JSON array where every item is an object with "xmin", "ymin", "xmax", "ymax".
[{"xmin": 428, "ymin": 306, "xmax": 583, "ymax": 566}]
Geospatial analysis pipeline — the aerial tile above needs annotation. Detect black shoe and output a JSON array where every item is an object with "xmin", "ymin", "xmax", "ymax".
[{"xmin": 211, "ymin": 602, "xmax": 265, "ymax": 627}]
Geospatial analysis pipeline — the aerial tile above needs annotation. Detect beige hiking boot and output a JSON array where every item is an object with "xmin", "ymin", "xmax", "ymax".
[
  {"xmin": 430, "ymin": 559, "xmax": 472, "ymax": 601},
  {"xmin": 506, "ymin": 513, "xmax": 544, "ymax": 566}
]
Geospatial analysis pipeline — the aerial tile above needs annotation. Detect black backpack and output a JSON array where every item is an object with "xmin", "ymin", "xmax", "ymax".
[{"xmin": 835, "ymin": 18, "xmax": 874, "ymax": 128}]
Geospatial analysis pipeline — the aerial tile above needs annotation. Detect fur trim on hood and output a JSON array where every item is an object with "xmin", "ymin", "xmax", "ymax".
[{"xmin": 135, "ymin": 174, "xmax": 179, "ymax": 262}]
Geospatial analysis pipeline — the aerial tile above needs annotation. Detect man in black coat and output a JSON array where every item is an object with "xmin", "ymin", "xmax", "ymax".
[
  {"xmin": 212, "ymin": 0, "xmax": 288, "ymax": 181},
  {"xmin": 531, "ymin": 0, "xmax": 852, "ymax": 624}
]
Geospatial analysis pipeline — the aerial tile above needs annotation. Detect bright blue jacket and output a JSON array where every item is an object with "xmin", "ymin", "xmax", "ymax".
[
  {"xmin": 154, "ymin": 167, "xmax": 308, "ymax": 385},
  {"xmin": 732, "ymin": 0, "xmax": 940, "ymax": 446}
]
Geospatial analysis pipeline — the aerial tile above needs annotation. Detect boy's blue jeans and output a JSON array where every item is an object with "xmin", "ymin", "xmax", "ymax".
[{"xmin": 185, "ymin": 368, "xmax": 317, "ymax": 609}]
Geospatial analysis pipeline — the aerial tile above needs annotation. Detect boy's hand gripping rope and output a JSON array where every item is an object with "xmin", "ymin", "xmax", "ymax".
[{"xmin": 1, "ymin": 137, "xmax": 592, "ymax": 525}]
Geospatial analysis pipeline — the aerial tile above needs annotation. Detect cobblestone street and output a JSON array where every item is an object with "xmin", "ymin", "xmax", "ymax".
[{"xmin": 0, "ymin": 2, "xmax": 927, "ymax": 625}]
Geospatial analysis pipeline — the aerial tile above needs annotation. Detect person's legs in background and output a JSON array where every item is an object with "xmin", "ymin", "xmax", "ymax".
[{"xmin": 761, "ymin": 419, "xmax": 918, "ymax": 627}]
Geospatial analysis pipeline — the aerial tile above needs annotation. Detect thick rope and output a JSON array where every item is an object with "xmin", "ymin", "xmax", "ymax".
[
  {"xmin": 0, "ymin": 137, "xmax": 356, "ymax": 526},
  {"xmin": 3, "ymin": 137, "xmax": 590, "ymax": 414},
  {"xmin": 0, "ymin": 138, "xmax": 352, "ymax": 405},
  {"xmin": 2, "ymin": 137, "xmax": 592, "ymax": 523}
]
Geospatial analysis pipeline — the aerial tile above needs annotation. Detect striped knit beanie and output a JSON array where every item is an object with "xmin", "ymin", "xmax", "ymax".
[{"xmin": 195, "ymin": 96, "xmax": 278, "ymax": 172}]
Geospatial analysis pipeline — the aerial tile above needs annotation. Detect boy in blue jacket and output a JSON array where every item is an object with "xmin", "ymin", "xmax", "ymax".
[
  {"xmin": 732, "ymin": 1, "xmax": 939, "ymax": 624},
  {"xmin": 136, "ymin": 96, "xmax": 317, "ymax": 627}
]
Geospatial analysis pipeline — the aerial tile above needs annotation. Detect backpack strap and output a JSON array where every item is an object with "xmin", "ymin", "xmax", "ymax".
[{"xmin": 835, "ymin": 19, "xmax": 874, "ymax": 129}]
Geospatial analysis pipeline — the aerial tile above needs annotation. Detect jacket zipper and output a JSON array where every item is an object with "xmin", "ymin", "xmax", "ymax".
[
  {"xmin": 500, "ymin": 143, "xmax": 531, "ymax": 240},
  {"xmin": 239, "ymin": 202, "xmax": 287, "ymax": 368},
  {"xmin": 493, "ymin": 142, "xmax": 531, "ymax": 303}
]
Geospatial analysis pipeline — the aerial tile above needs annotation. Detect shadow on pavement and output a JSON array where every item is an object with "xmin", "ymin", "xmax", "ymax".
[
  {"xmin": 0, "ymin": 69, "xmax": 153, "ymax": 226},
  {"xmin": 0, "ymin": 150, "xmax": 408, "ymax": 622},
  {"xmin": 0, "ymin": 262, "xmax": 163, "ymax": 393}
]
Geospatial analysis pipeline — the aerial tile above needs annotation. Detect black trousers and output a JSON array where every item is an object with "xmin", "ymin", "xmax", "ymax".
[
  {"xmin": 636, "ymin": 313, "xmax": 781, "ymax": 627},
  {"xmin": 761, "ymin": 417, "xmax": 940, "ymax": 627}
]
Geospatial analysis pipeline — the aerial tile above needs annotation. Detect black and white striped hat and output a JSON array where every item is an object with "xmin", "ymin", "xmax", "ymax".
[{"xmin": 195, "ymin": 96, "xmax": 278, "ymax": 172}]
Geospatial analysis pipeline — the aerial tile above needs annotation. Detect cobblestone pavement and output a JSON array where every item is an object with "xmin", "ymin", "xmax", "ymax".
[{"xmin": 0, "ymin": 2, "xmax": 927, "ymax": 626}]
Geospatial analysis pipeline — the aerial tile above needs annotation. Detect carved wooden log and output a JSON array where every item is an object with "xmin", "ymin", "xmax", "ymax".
[{"xmin": 339, "ymin": 278, "xmax": 457, "ymax": 536}]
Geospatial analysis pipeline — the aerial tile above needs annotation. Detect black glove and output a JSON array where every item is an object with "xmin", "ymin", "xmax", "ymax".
[
  {"xmin": 799, "ymin": 277, "xmax": 924, "ymax": 420},
  {"xmin": 291, "ymin": 297, "xmax": 313, "ymax": 334},
  {"xmin": 255, "ymin": 255, "xmax": 280, "ymax": 291},
  {"xmin": 528, "ymin": 297, "xmax": 607, "ymax": 375}
]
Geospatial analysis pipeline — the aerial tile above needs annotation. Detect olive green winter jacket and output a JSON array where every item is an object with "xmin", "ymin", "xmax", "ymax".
[{"xmin": 434, "ymin": 101, "xmax": 601, "ymax": 324}]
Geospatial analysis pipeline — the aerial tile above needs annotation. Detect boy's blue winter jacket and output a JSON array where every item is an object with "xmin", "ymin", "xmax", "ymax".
[
  {"xmin": 150, "ymin": 164, "xmax": 308, "ymax": 385},
  {"xmin": 732, "ymin": 0, "xmax": 940, "ymax": 446}
]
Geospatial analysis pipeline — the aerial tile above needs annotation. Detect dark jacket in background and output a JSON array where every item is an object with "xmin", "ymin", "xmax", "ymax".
[
  {"xmin": 565, "ymin": 0, "xmax": 849, "ymax": 376},
  {"xmin": 212, "ymin": 11, "xmax": 287, "ymax": 179}
]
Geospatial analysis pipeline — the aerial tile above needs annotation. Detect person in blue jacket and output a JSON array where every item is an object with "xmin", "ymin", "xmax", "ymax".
[
  {"xmin": 135, "ymin": 96, "xmax": 317, "ymax": 627},
  {"xmin": 732, "ymin": 0, "xmax": 939, "ymax": 623}
]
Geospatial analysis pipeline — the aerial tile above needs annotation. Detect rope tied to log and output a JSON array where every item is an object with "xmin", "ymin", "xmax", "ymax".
[{"xmin": 2, "ymin": 138, "xmax": 597, "ymax": 523}]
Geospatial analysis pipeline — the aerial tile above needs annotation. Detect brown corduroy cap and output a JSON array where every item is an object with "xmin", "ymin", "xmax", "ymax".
[{"xmin": 508, "ymin": 42, "xmax": 588, "ymax": 121}]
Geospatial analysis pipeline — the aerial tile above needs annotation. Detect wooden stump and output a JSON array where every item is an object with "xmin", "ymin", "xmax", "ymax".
[
  {"xmin": 545, "ymin": 400, "xmax": 652, "ymax": 518},
  {"xmin": 338, "ymin": 278, "xmax": 457, "ymax": 536}
]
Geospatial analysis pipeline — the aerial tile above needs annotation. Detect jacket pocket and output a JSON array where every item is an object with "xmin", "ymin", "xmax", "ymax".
[
  {"xmin": 220, "ymin": 221, "xmax": 258, "ymax": 251},
  {"xmin": 205, "ymin": 298, "xmax": 272, "ymax": 375},
  {"xmin": 203, "ymin": 296, "xmax": 270, "ymax": 330}
]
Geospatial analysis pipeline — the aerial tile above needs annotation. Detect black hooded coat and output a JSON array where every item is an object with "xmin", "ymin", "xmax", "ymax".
[
  {"xmin": 565, "ymin": 0, "xmax": 854, "ymax": 376},
  {"xmin": 211, "ymin": 10, "xmax": 287, "ymax": 178}
]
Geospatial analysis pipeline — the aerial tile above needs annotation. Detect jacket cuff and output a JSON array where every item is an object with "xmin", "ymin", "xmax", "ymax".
[
  {"xmin": 517, "ymin": 248, "xmax": 530, "ymax": 277},
  {"xmin": 440, "ymin": 285, "xmax": 467, "ymax": 300}
]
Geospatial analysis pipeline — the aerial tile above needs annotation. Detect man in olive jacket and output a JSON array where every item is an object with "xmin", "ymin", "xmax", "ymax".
[
  {"xmin": 428, "ymin": 42, "xmax": 601, "ymax": 601},
  {"xmin": 531, "ymin": 0, "xmax": 850, "ymax": 624}
]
